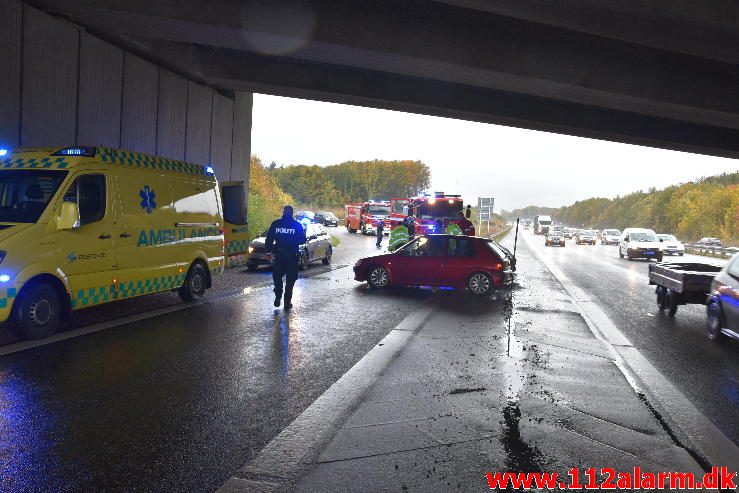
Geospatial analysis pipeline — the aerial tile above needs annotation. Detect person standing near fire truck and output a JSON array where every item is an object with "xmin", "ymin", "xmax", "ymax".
[
  {"xmin": 265, "ymin": 205, "xmax": 307, "ymax": 310},
  {"xmin": 376, "ymin": 218, "xmax": 385, "ymax": 247},
  {"xmin": 457, "ymin": 210, "xmax": 475, "ymax": 236},
  {"xmin": 405, "ymin": 215, "xmax": 416, "ymax": 240}
]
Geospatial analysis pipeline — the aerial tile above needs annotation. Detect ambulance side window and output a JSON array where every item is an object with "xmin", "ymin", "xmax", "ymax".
[{"xmin": 63, "ymin": 174, "xmax": 106, "ymax": 225}]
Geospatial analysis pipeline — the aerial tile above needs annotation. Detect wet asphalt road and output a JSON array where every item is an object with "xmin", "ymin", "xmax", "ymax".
[
  {"xmin": 0, "ymin": 229, "xmax": 431, "ymax": 492},
  {"xmin": 525, "ymin": 232, "xmax": 739, "ymax": 447}
]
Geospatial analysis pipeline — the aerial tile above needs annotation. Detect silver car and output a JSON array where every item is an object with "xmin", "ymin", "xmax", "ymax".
[{"xmin": 246, "ymin": 222, "xmax": 333, "ymax": 271}]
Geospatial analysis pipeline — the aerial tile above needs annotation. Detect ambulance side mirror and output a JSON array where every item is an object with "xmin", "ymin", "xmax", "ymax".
[
  {"xmin": 465, "ymin": 206, "xmax": 471, "ymax": 219},
  {"xmin": 58, "ymin": 201, "xmax": 80, "ymax": 230}
]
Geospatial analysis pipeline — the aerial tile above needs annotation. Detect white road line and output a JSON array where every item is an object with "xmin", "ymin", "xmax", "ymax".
[
  {"xmin": 0, "ymin": 264, "xmax": 353, "ymax": 357},
  {"xmin": 218, "ymin": 298, "xmax": 439, "ymax": 492},
  {"xmin": 522, "ymin": 232, "xmax": 739, "ymax": 471}
]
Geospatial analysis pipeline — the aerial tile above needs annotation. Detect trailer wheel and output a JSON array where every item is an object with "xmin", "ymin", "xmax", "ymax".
[
  {"xmin": 656, "ymin": 286, "xmax": 667, "ymax": 310},
  {"xmin": 666, "ymin": 289, "xmax": 679, "ymax": 316}
]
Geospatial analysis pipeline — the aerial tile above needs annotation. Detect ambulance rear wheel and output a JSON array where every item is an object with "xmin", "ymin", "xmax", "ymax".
[
  {"xmin": 13, "ymin": 283, "xmax": 61, "ymax": 340},
  {"xmin": 179, "ymin": 263, "xmax": 208, "ymax": 302}
]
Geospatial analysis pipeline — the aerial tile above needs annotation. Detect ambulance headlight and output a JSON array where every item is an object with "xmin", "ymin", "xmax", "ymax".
[{"xmin": 248, "ymin": 246, "xmax": 254, "ymax": 254}]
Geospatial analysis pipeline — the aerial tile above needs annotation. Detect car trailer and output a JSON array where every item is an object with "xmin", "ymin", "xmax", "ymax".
[{"xmin": 648, "ymin": 262, "xmax": 723, "ymax": 316}]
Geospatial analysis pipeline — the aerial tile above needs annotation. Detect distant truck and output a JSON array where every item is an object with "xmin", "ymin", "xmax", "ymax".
[
  {"xmin": 345, "ymin": 201, "xmax": 392, "ymax": 235},
  {"xmin": 533, "ymin": 215, "xmax": 552, "ymax": 235}
]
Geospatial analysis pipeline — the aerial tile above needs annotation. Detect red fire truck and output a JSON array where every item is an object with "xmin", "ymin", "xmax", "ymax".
[
  {"xmin": 390, "ymin": 193, "xmax": 474, "ymax": 235},
  {"xmin": 344, "ymin": 201, "xmax": 393, "ymax": 235}
]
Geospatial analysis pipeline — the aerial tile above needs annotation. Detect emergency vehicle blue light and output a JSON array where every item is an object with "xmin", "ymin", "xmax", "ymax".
[
  {"xmin": 0, "ymin": 149, "xmax": 7, "ymax": 157},
  {"xmin": 0, "ymin": 275, "xmax": 9, "ymax": 283},
  {"xmin": 52, "ymin": 146, "xmax": 96, "ymax": 157},
  {"xmin": 205, "ymin": 166, "xmax": 215, "ymax": 174}
]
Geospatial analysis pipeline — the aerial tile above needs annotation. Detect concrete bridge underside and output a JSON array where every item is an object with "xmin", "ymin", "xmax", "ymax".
[{"xmin": 24, "ymin": 0, "xmax": 739, "ymax": 160}]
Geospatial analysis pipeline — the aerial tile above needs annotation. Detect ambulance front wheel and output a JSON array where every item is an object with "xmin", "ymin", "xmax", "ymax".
[
  {"xmin": 13, "ymin": 283, "xmax": 61, "ymax": 340},
  {"xmin": 179, "ymin": 263, "xmax": 208, "ymax": 302}
]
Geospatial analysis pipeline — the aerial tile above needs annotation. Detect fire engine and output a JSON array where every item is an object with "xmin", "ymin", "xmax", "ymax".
[
  {"xmin": 344, "ymin": 201, "xmax": 393, "ymax": 235},
  {"xmin": 390, "ymin": 193, "xmax": 474, "ymax": 235}
]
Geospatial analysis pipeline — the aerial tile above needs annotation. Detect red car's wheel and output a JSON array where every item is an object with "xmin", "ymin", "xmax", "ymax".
[
  {"xmin": 467, "ymin": 272, "xmax": 493, "ymax": 296},
  {"xmin": 367, "ymin": 266, "xmax": 389, "ymax": 288}
]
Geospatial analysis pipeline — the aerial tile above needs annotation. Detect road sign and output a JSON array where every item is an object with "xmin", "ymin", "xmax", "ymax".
[{"xmin": 477, "ymin": 197, "xmax": 494, "ymax": 236}]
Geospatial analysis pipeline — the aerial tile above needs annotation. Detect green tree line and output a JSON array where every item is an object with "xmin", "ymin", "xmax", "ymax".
[
  {"xmin": 268, "ymin": 160, "xmax": 431, "ymax": 207},
  {"xmin": 247, "ymin": 155, "xmax": 295, "ymax": 239},
  {"xmin": 502, "ymin": 172, "xmax": 739, "ymax": 242}
]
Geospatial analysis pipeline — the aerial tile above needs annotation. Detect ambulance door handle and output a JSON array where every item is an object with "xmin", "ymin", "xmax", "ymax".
[
  {"xmin": 98, "ymin": 234, "xmax": 112, "ymax": 240},
  {"xmin": 119, "ymin": 233, "xmax": 132, "ymax": 238}
]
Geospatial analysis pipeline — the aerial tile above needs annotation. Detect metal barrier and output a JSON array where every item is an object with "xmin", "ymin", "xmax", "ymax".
[
  {"xmin": 684, "ymin": 243, "xmax": 738, "ymax": 259},
  {"xmin": 490, "ymin": 226, "xmax": 513, "ymax": 242}
]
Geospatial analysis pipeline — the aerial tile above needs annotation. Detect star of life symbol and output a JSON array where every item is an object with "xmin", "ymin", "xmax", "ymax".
[{"xmin": 139, "ymin": 186, "xmax": 156, "ymax": 214}]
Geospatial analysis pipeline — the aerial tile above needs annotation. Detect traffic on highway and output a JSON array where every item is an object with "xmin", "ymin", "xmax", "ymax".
[{"xmin": 0, "ymin": 145, "xmax": 737, "ymax": 491}]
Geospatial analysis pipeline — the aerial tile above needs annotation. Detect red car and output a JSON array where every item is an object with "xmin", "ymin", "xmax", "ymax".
[{"xmin": 353, "ymin": 235, "xmax": 513, "ymax": 295}]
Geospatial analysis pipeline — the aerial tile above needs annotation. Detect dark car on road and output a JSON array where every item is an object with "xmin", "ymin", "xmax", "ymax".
[
  {"xmin": 707, "ymin": 253, "xmax": 739, "ymax": 342},
  {"xmin": 353, "ymin": 235, "xmax": 513, "ymax": 296},
  {"xmin": 315, "ymin": 211, "xmax": 339, "ymax": 227},
  {"xmin": 246, "ymin": 223, "xmax": 333, "ymax": 271}
]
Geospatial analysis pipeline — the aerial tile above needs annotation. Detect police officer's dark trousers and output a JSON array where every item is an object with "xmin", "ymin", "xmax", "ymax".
[
  {"xmin": 376, "ymin": 227, "xmax": 383, "ymax": 246},
  {"xmin": 273, "ymin": 252, "xmax": 299, "ymax": 304}
]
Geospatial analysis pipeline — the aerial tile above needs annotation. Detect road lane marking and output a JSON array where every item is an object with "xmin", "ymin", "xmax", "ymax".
[
  {"xmin": 0, "ymin": 264, "xmax": 351, "ymax": 357},
  {"xmin": 522, "ymin": 232, "xmax": 739, "ymax": 472},
  {"xmin": 218, "ymin": 296, "xmax": 439, "ymax": 492}
]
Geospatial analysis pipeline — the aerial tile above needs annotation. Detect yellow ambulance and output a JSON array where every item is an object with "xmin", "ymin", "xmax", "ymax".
[{"xmin": 0, "ymin": 146, "xmax": 225, "ymax": 339}]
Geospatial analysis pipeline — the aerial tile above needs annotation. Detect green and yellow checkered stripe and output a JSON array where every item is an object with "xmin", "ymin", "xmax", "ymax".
[
  {"xmin": 226, "ymin": 239, "xmax": 249, "ymax": 256},
  {"xmin": 0, "ymin": 157, "xmax": 70, "ymax": 170},
  {"xmin": 0, "ymin": 287, "xmax": 17, "ymax": 309},
  {"xmin": 71, "ymin": 274, "xmax": 186, "ymax": 309},
  {"xmin": 99, "ymin": 148, "xmax": 212, "ymax": 178}
]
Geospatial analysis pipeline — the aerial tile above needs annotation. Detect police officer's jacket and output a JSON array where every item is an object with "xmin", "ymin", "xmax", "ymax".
[{"xmin": 265, "ymin": 216, "xmax": 307, "ymax": 256}]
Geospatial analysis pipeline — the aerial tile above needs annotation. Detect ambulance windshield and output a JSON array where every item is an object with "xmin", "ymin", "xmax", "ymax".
[{"xmin": 0, "ymin": 170, "xmax": 68, "ymax": 223}]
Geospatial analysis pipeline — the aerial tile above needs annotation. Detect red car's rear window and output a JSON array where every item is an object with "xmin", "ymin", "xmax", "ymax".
[{"xmin": 484, "ymin": 240, "xmax": 505, "ymax": 260}]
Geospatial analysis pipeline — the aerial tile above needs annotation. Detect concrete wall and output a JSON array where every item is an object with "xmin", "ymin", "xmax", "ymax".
[{"xmin": 0, "ymin": 0, "xmax": 251, "ymax": 189}]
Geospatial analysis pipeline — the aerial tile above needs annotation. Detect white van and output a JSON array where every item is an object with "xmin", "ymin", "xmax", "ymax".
[{"xmin": 619, "ymin": 228, "xmax": 663, "ymax": 261}]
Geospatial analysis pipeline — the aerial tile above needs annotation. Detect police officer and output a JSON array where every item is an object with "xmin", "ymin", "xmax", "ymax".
[
  {"xmin": 265, "ymin": 206, "xmax": 307, "ymax": 310},
  {"xmin": 376, "ymin": 218, "xmax": 385, "ymax": 247}
]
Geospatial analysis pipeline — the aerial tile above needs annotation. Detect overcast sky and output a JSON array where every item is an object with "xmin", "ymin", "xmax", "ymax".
[{"xmin": 251, "ymin": 94, "xmax": 738, "ymax": 212}]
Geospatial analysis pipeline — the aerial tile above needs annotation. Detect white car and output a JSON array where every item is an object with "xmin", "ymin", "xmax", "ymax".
[
  {"xmin": 600, "ymin": 229, "xmax": 621, "ymax": 245},
  {"xmin": 619, "ymin": 228, "xmax": 663, "ymax": 261},
  {"xmin": 657, "ymin": 234, "xmax": 685, "ymax": 256}
]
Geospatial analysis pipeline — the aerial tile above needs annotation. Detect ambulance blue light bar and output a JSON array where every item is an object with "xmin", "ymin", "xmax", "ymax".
[
  {"xmin": 0, "ymin": 149, "xmax": 7, "ymax": 157},
  {"xmin": 52, "ymin": 146, "xmax": 97, "ymax": 157},
  {"xmin": 205, "ymin": 166, "xmax": 215, "ymax": 174}
]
